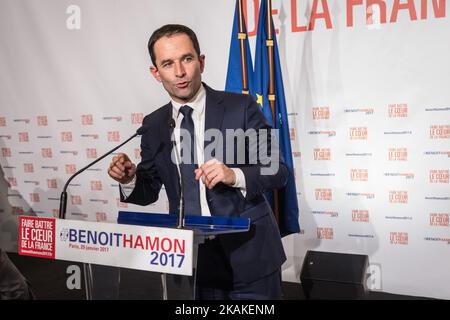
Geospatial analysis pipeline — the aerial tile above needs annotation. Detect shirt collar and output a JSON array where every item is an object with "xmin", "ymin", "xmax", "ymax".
[{"xmin": 171, "ymin": 84, "xmax": 206, "ymax": 118}]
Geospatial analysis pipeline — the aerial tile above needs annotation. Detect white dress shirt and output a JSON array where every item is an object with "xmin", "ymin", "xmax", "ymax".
[{"xmin": 121, "ymin": 84, "xmax": 246, "ymax": 216}]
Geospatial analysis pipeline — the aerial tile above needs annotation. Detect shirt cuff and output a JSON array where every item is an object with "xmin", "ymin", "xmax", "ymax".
[
  {"xmin": 119, "ymin": 175, "xmax": 136, "ymax": 199},
  {"xmin": 231, "ymin": 168, "xmax": 246, "ymax": 197}
]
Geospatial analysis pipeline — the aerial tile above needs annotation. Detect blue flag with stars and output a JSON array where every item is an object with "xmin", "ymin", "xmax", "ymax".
[
  {"xmin": 225, "ymin": 0, "xmax": 255, "ymax": 94},
  {"xmin": 254, "ymin": 0, "xmax": 300, "ymax": 237}
]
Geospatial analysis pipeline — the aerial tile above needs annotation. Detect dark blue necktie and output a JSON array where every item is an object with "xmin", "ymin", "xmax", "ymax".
[{"xmin": 179, "ymin": 105, "xmax": 201, "ymax": 216}]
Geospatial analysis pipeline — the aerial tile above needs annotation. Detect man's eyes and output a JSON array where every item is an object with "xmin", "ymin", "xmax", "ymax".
[{"xmin": 161, "ymin": 57, "xmax": 193, "ymax": 68}]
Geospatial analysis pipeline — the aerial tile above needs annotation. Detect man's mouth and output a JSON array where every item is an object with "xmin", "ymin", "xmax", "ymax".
[{"xmin": 175, "ymin": 81, "xmax": 189, "ymax": 89}]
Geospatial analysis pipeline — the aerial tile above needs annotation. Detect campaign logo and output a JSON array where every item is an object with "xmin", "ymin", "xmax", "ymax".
[
  {"xmin": 60, "ymin": 150, "xmax": 78, "ymax": 156},
  {"xmin": 42, "ymin": 166, "xmax": 58, "ymax": 171},
  {"xmin": 429, "ymin": 170, "xmax": 449, "ymax": 183},
  {"xmin": 423, "ymin": 150, "xmax": 450, "ymax": 158},
  {"xmin": 344, "ymin": 107, "xmax": 374, "ymax": 115},
  {"xmin": 1, "ymin": 148, "xmax": 11, "ymax": 157},
  {"xmin": 103, "ymin": 116, "xmax": 122, "ymax": 122},
  {"xmin": 87, "ymin": 148, "xmax": 97, "ymax": 159},
  {"xmin": 389, "ymin": 191, "xmax": 408, "ymax": 203},
  {"xmin": 384, "ymin": 172, "xmax": 415, "ymax": 180},
  {"xmin": 23, "ymin": 163, "xmax": 34, "ymax": 173},
  {"xmin": 345, "ymin": 152, "xmax": 372, "ymax": 157},
  {"xmin": 71, "ymin": 195, "xmax": 82, "ymax": 205},
  {"xmin": 65, "ymin": 164, "xmax": 77, "ymax": 174},
  {"xmin": 388, "ymin": 148, "xmax": 407, "ymax": 161},
  {"xmin": 37, "ymin": 116, "xmax": 48, "ymax": 126},
  {"xmin": 14, "ymin": 118, "xmax": 30, "ymax": 124},
  {"xmin": 19, "ymin": 132, "xmax": 29, "ymax": 142},
  {"xmin": 317, "ymin": 227, "xmax": 334, "ymax": 240},
  {"xmin": 425, "ymin": 106, "xmax": 450, "ymax": 112},
  {"xmin": 81, "ymin": 134, "xmax": 99, "ymax": 140},
  {"xmin": 117, "ymin": 198, "xmax": 128, "ymax": 208},
  {"xmin": 29, "ymin": 193, "xmax": 40, "ymax": 203},
  {"xmin": 47, "ymin": 179, "xmax": 58, "ymax": 189},
  {"xmin": 107, "ymin": 131, "xmax": 120, "ymax": 142},
  {"xmin": 350, "ymin": 127, "xmax": 368, "ymax": 140},
  {"xmin": 388, "ymin": 103, "xmax": 408, "ymax": 118},
  {"xmin": 61, "ymin": 132, "xmax": 73, "ymax": 142},
  {"xmin": 24, "ymin": 180, "xmax": 39, "ymax": 186},
  {"xmin": 290, "ymin": 128, "xmax": 295, "ymax": 141},
  {"xmin": 312, "ymin": 107, "xmax": 330, "ymax": 120},
  {"xmin": 346, "ymin": 192, "xmax": 374, "ymax": 199},
  {"xmin": 430, "ymin": 125, "xmax": 450, "ymax": 139},
  {"xmin": 90, "ymin": 199, "xmax": 108, "ymax": 205},
  {"xmin": 0, "ymin": 117, "xmax": 6, "ymax": 126},
  {"xmin": 41, "ymin": 148, "xmax": 53, "ymax": 158},
  {"xmin": 81, "ymin": 114, "xmax": 93, "ymax": 125},
  {"xmin": 423, "ymin": 236, "xmax": 450, "ymax": 244},
  {"xmin": 90, "ymin": 180, "xmax": 103, "ymax": 191},
  {"xmin": 96, "ymin": 212, "xmax": 107, "ymax": 222},
  {"xmin": 308, "ymin": 130, "xmax": 336, "ymax": 137},
  {"xmin": 314, "ymin": 148, "xmax": 331, "ymax": 160},
  {"xmin": 315, "ymin": 188, "xmax": 332, "ymax": 201},
  {"xmin": 60, "ymin": 228, "xmax": 69, "ymax": 241},
  {"xmin": 131, "ymin": 113, "xmax": 144, "ymax": 124},
  {"xmin": 430, "ymin": 213, "xmax": 449, "ymax": 227},
  {"xmin": 312, "ymin": 211, "xmax": 338, "ymax": 217},
  {"xmin": 352, "ymin": 210, "xmax": 369, "ymax": 222},
  {"xmin": 350, "ymin": 169, "xmax": 368, "ymax": 181},
  {"xmin": 7, "ymin": 177, "xmax": 17, "ymax": 187},
  {"xmin": 390, "ymin": 232, "xmax": 408, "ymax": 245}
]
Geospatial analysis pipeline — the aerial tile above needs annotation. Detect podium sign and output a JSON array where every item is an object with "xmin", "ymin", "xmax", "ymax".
[{"xmin": 18, "ymin": 215, "xmax": 194, "ymax": 276}]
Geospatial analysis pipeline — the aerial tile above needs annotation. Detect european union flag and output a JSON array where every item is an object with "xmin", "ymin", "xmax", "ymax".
[
  {"xmin": 225, "ymin": 0, "xmax": 254, "ymax": 94},
  {"xmin": 254, "ymin": 0, "xmax": 300, "ymax": 237}
]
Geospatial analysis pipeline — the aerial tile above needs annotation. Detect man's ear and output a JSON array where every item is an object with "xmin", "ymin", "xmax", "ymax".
[
  {"xmin": 150, "ymin": 65, "xmax": 161, "ymax": 82},
  {"xmin": 199, "ymin": 54, "xmax": 205, "ymax": 73}
]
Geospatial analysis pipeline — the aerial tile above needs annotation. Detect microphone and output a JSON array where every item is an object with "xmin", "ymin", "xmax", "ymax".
[
  {"xmin": 59, "ymin": 124, "xmax": 149, "ymax": 219},
  {"xmin": 168, "ymin": 119, "xmax": 185, "ymax": 229}
]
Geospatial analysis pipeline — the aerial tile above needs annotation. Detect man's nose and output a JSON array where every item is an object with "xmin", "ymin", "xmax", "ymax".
[{"xmin": 174, "ymin": 61, "xmax": 186, "ymax": 77}]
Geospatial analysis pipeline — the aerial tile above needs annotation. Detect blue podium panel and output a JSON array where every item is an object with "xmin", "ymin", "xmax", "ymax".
[
  {"xmin": 117, "ymin": 211, "xmax": 250, "ymax": 236},
  {"xmin": 116, "ymin": 211, "xmax": 250, "ymax": 300}
]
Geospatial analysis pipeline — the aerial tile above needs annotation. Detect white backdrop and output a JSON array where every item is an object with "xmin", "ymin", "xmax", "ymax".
[{"xmin": 0, "ymin": 0, "xmax": 449, "ymax": 299}]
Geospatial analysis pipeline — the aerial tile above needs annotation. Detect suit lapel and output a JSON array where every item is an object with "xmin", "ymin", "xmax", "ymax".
[
  {"xmin": 160, "ymin": 103, "xmax": 181, "ymax": 198},
  {"xmin": 203, "ymin": 84, "xmax": 225, "ymax": 160}
]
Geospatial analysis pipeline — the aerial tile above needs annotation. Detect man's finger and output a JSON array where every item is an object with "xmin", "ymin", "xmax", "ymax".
[
  {"xmin": 110, "ymin": 166, "xmax": 125, "ymax": 177},
  {"xmin": 108, "ymin": 168, "xmax": 122, "ymax": 180},
  {"xmin": 194, "ymin": 168, "xmax": 202, "ymax": 180},
  {"xmin": 123, "ymin": 161, "xmax": 133, "ymax": 169},
  {"xmin": 201, "ymin": 163, "xmax": 217, "ymax": 176},
  {"xmin": 208, "ymin": 175, "xmax": 222, "ymax": 189}
]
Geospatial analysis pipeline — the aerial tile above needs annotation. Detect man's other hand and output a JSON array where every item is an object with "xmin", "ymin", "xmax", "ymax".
[
  {"xmin": 195, "ymin": 158, "xmax": 236, "ymax": 189},
  {"xmin": 108, "ymin": 153, "xmax": 136, "ymax": 184}
]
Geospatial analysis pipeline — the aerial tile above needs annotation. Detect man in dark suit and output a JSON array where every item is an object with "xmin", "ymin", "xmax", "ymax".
[{"xmin": 108, "ymin": 24, "xmax": 287, "ymax": 299}]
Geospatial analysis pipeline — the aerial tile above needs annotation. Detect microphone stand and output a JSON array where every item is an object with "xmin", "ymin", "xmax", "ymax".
[
  {"xmin": 59, "ymin": 127, "xmax": 146, "ymax": 219},
  {"xmin": 168, "ymin": 119, "xmax": 185, "ymax": 229}
]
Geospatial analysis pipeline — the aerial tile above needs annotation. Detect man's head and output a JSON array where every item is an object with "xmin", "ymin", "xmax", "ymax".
[{"xmin": 148, "ymin": 24, "xmax": 205, "ymax": 104}]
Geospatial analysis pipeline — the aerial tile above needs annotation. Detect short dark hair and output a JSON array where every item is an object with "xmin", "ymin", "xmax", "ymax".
[{"xmin": 147, "ymin": 24, "xmax": 201, "ymax": 67}]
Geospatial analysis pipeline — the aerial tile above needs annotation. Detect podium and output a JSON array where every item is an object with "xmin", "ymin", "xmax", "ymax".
[{"xmin": 86, "ymin": 212, "xmax": 250, "ymax": 300}]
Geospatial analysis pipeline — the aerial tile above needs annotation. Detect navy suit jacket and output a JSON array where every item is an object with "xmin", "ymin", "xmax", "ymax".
[{"xmin": 121, "ymin": 84, "xmax": 286, "ymax": 284}]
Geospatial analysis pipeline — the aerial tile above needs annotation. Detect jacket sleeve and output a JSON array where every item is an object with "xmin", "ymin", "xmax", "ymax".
[
  {"xmin": 239, "ymin": 96, "xmax": 288, "ymax": 201},
  {"xmin": 120, "ymin": 116, "xmax": 162, "ymax": 205}
]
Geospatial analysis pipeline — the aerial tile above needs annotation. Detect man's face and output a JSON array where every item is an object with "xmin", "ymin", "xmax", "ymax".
[{"xmin": 150, "ymin": 33, "xmax": 205, "ymax": 104}]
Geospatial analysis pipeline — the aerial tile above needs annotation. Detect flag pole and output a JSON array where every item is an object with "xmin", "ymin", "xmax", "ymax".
[
  {"xmin": 266, "ymin": 0, "xmax": 280, "ymax": 224},
  {"xmin": 237, "ymin": 0, "xmax": 250, "ymax": 95}
]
